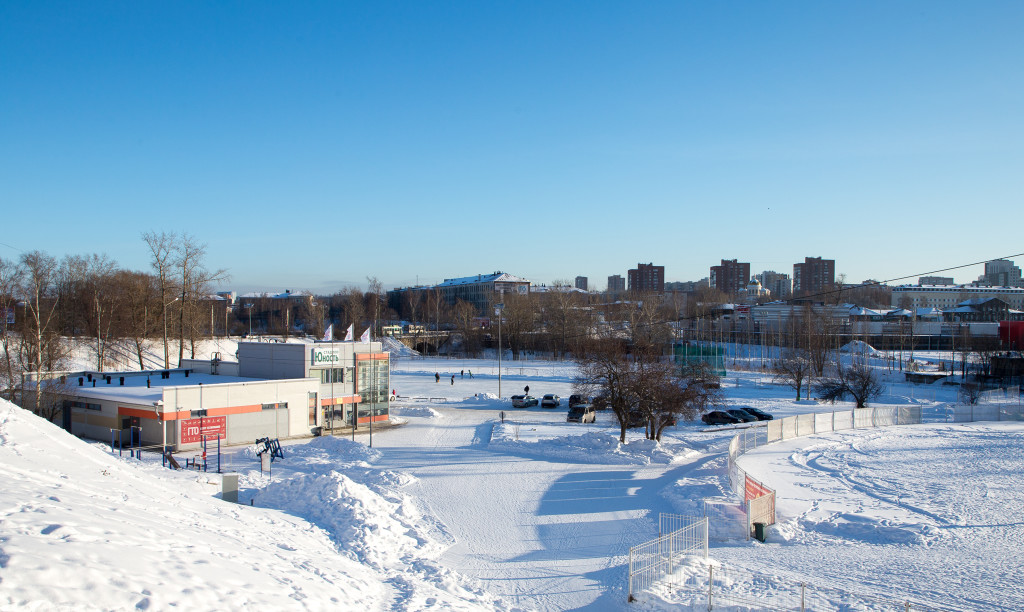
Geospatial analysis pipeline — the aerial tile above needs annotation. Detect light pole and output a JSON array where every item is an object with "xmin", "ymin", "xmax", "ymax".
[{"xmin": 495, "ymin": 300, "xmax": 504, "ymax": 398}]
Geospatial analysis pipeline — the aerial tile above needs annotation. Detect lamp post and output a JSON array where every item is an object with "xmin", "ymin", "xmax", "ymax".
[{"xmin": 495, "ymin": 300, "xmax": 504, "ymax": 398}]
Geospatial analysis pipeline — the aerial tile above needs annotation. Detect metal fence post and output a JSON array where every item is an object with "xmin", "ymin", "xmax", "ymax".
[
  {"xmin": 800, "ymin": 582, "xmax": 806, "ymax": 611},
  {"xmin": 628, "ymin": 548, "xmax": 634, "ymax": 603},
  {"xmin": 708, "ymin": 565, "xmax": 714, "ymax": 611},
  {"xmin": 703, "ymin": 517, "xmax": 709, "ymax": 559}
]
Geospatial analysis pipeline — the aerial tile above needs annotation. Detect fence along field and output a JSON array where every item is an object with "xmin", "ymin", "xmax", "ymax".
[{"xmin": 629, "ymin": 401, "xmax": 1024, "ymax": 609}]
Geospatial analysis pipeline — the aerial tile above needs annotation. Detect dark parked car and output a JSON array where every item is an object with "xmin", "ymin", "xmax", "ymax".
[
  {"xmin": 592, "ymin": 394, "xmax": 609, "ymax": 410},
  {"xmin": 738, "ymin": 406, "xmax": 774, "ymax": 421},
  {"xmin": 726, "ymin": 409, "xmax": 758, "ymax": 423},
  {"xmin": 568, "ymin": 394, "xmax": 589, "ymax": 408},
  {"xmin": 702, "ymin": 410, "xmax": 741, "ymax": 425}
]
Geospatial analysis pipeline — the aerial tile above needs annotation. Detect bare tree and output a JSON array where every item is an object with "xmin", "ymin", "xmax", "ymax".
[
  {"xmin": 343, "ymin": 287, "xmax": 366, "ymax": 337},
  {"xmin": 815, "ymin": 363, "xmax": 884, "ymax": 408},
  {"xmin": 174, "ymin": 234, "xmax": 227, "ymax": 361},
  {"xmin": 367, "ymin": 276, "xmax": 384, "ymax": 338},
  {"xmin": 119, "ymin": 270, "xmax": 158, "ymax": 369},
  {"xmin": 143, "ymin": 231, "xmax": 178, "ymax": 368},
  {"xmin": 538, "ymin": 281, "xmax": 587, "ymax": 359},
  {"xmin": 18, "ymin": 251, "xmax": 70, "ymax": 420},
  {"xmin": 499, "ymin": 291, "xmax": 535, "ymax": 360},
  {"xmin": 631, "ymin": 357, "xmax": 723, "ymax": 441},
  {"xmin": 451, "ymin": 299, "xmax": 482, "ymax": 356},
  {"xmin": 573, "ymin": 336, "xmax": 636, "ymax": 443},
  {"xmin": 772, "ymin": 348, "xmax": 812, "ymax": 401},
  {"xmin": 0, "ymin": 256, "xmax": 24, "ymax": 399}
]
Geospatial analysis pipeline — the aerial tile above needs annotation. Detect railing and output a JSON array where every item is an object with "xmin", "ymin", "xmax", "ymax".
[{"xmin": 628, "ymin": 514, "xmax": 708, "ymax": 602}]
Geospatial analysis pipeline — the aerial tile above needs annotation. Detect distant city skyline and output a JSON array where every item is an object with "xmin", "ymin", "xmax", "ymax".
[{"xmin": 2, "ymin": 3, "xmax": 1022, "ymax": 293}]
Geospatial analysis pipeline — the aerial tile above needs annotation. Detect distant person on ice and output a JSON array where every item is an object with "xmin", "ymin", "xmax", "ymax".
[
  {"xmin": 524, "ymin": 385, "xmax": 529, "ymax": 394},
  {"xmin": 435, "ymin": 372, "xmax": 440, "ymax": 383},
  {"xmin": 461, "ymin": 370, "xmax": 464, "ymax": 378},
  {"xmin": 451, "ymin": 374, "xmax": 455, "ymax": 385},
  {"xmin": 468, "ymin": 370, "xmax": 473, "ymax": 378}
]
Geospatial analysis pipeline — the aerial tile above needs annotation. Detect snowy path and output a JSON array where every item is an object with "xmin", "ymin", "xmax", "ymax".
[{"xmin": 372, "ymin": 406, "xmax": 693, "ymax": 611}]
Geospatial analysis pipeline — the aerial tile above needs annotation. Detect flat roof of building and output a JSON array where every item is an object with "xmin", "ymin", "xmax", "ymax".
[{"xmin": 62, "ymin": 370, "xmax": 280, "ymax": 405}]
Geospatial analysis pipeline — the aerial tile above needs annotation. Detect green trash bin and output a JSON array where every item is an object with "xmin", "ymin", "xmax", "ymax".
[{"xmin": 753, "ymin": 522, "xmax": 767, "ymax": 542}]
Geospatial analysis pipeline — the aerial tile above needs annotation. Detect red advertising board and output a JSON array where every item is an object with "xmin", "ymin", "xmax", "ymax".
[
  {"xmin": 181, "ymin": 416, "xmax": 226, "ymax": 444},
  {"xmin": 745, "ymin": 474, "xmax": 771, "ymax": 501}
]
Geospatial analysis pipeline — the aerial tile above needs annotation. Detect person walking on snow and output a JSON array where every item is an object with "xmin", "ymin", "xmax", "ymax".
[
  {"xmin": 461, "ymin": 370, "xmax": 464, "ymax": 378},
  {"xmin": 450, "ymin": 374, "xmax": 455, "ymax": 385},
  {"xmin": 435, "ymin": 372, "xmax": 440, "ymax": 383},
  {"xmin": 468, "ymin": 370, "xmax": 473, "ymax": 378},
  {"xmin": 524, "ymin": 385, "xmax": 530, "ymax": 394}
]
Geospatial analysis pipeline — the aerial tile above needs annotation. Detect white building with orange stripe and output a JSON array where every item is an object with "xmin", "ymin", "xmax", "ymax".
[{"xmin": 47, "ymin": 340, "xmax": 388, "ymax": 452}]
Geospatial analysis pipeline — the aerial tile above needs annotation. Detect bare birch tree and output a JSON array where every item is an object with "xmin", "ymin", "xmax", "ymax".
[{"xmin": 143, "ymin": 231, "xmax": 178, "ymax": 368}]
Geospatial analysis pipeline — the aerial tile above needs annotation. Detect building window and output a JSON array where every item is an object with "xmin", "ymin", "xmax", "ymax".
[
  {"xmin": 318, "ymin": 367, "xmax": 351, "ymax": 384},
  {"xmin": 262, "ymin": 402, "xmax": 286, "ymax": 411},
  {"xmin": 64, "ymin": 400, "xmax": 101, "ymax": 411},
  {"xmin": 308, "ymin": 393, "xmax": 317, "ymax": 426}
]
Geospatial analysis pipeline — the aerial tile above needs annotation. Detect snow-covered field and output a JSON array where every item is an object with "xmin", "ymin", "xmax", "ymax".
[{"xmin": 2, "ymin": 341, "xmax": 1022, "ymax": 610}]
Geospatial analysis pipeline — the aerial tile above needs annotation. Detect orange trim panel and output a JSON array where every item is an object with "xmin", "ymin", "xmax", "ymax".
[
  {"xmin": 119, "ymin": 404, "xmax": 261, "ymax": 421},
  {"xmin": 321, "ymin": 395, "xmax": 361, "ymax": 406},
  {"xmin": 355, "ymin": 353, "xmax": 389, "ymax": 361}
]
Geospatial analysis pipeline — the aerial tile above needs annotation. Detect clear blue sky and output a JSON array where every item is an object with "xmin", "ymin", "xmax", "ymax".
[{"xmin": 2, "ymin": 2, "xmax": 1022, "ymax": 293}]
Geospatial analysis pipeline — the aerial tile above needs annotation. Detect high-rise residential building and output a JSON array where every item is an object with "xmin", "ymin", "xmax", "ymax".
[
  {"xmin": 575, "ymin": 276, "xmax": 588, "ymax": 291},
  {"xmin": 793, "ymin": 257, "xmax": 836, "ymax": 296},
  {"xmin": 607, "ymin": 275, "xmax": 626, "ymax": 293},
  {"xmin": 756, "ymin": 271, "xmax": 791, "ymax": 299},
  {"xmin": 710, "ymin": 259, "xmax": 750, "ymax": 295},
  {"xmin": 627, "ymin": 263, "xmax": 665, "ymax": 293},
  {"xmin": 980, "ymin": 259, "xmax": 1022, "ymax": 287}
]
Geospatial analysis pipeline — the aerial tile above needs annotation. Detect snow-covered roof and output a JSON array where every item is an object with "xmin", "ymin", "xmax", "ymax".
[
  {"xmin": 58, "ymin": 370, "xmax": 268, "ymax": 404},
  {"xmin": 436, "ymin": 272, "xmax": 530, "ymax": 287},
  {"xmin": 238, "ymin": 290, "xmax": 313, "ymax": 299},
  {"xmin": 849, "ymin": 306, "xmax": 884, "ymax": 317}
]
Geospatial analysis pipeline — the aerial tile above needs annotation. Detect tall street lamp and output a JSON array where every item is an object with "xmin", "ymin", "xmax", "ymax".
[{"xmin": 495, "ymin": 300, "xmax": 504, "ymax": 398}]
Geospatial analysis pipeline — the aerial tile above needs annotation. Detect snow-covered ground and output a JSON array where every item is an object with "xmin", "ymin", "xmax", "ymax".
[{"xmin": 2, "ymin": 341, "xmax": 1022, "ymax": 610}]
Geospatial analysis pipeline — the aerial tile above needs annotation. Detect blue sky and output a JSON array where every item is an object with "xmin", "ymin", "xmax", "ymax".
[{"xmin": 2, "ymin": 2, "xmax": 1022, "ymax": 293}]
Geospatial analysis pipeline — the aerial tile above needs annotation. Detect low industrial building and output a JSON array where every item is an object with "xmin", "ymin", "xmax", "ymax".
[{"xmin": 34, "ymin": 340, "xmax": 388, "ymax": 452}]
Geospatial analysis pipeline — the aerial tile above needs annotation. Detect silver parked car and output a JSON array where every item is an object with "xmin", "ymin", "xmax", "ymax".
[{"xmin": 566, "ymin": 404, "xmax": 596, "ymax": 423}]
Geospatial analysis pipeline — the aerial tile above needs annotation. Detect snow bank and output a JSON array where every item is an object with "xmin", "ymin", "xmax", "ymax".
[
  {"xmin": 0, "ymin": 400, "xmax": 516, "ymax": 611},
  {"xmin": 390, "ymin": 405, "xmax": 444, "ymax": 418},
  {"xmin": 489, "ymin": 426, "xmax": 694, "ymax": 465},
  {"xmin": 840, "ymin": 340, "xmax": 881, "ymax": 356}
]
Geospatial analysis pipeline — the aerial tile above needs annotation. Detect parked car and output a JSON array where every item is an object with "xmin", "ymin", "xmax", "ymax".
[
  {"xmin": 624, "ymin": 409, "xmax": 647, "ymax": 428},
  {"xmin": 726, "ymin": 409, "xmax": 758, "ymax": 423},
  {"xmin": 592, "ymin": 394, "xmax": 609, "ymax": 410},
  {"xmin": 511, "ymin": 395, "xmax": 538, "ymax": 408},
  {"xmin": 738, "ymin": 406, "xmax": 774, "ymax": 421},
  {"xmin": 701, "ymin": 410, "xmax": 741, "ymax": 425},
  {"xmin": 568, "ymin": 394, "xmax": 589, "ymax": 408},
  {"xmin": 541, "ymin": 394, "xmax": 560, "ymax": 408},
  {"xmin": 566, "ymin": 404, "xmax": 596, "ymax": 423}
]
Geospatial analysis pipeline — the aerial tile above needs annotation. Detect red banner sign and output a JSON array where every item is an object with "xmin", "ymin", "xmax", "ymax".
[
  {"xmin": 745, "ymin": 475, "xmax": 771, "ymax": 502},
  {"xmin": 181, "ymin": 416, "xmax": 226, "ymax": 444}
]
